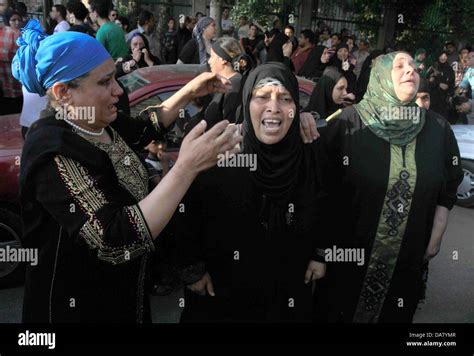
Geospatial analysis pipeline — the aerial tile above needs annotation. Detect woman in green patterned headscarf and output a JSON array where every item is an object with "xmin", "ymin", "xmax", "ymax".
[
  {"xmin": 414, "ymin": 48, "xmax": 429, "ymax": 78},
  {"xmin": 354, "ymin": 51, "xmax": 425, "ymax": 146},
  {"xmin": 313, "ymin": 51, "xmax": 463, "ymax": 324}
]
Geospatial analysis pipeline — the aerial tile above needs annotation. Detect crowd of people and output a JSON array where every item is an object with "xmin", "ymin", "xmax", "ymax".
[{"xmin": 0, "ymin": 0, "xmax": 469, "ymax": 324}]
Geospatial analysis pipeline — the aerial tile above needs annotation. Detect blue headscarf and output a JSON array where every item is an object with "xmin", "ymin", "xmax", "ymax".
[{"xmin": 12, "ymin": 19, "xmax": 111, "ymax": 96}]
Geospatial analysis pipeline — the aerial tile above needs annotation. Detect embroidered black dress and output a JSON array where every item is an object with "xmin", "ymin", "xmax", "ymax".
[
  {"xmin": 314, "ymin": 107, "xmax": 463, "ymax": 323},
  {"xmin": 20, "ymin": 109, "xmax": 162, "ymax": 323}
]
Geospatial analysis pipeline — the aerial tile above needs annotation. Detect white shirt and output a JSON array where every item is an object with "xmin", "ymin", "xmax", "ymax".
[
  {"xmin": 20, "ymin": 86, "xmax": 48, "ymax": 128},
  {"xmin": 54, "ymin": 20, "xmax": 70, "ymax": 33},
  {"xmin": 238, "ymin": 25, "xmax": 249, "ymax": 40},
  {"xmin": 221, "ymin": 18, "xmax": 234, "ymax": 37}
]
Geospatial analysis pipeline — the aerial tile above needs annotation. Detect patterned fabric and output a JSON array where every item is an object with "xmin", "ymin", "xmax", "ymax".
[
  {"xmin": 54, "ymin": 154, "xmax": 154, "ymax": 265},
  {"xmin": 354, "ymin": 52, "xmax": 426, "ymax": 146},
  {"xmin": 0, "ymin": 25, "xmax": 21, "ymax": 97},
  {"xmin": 78, "ymin": 127, "xmax": 149, "ymax": 202},
  {"xmin": 353, "ymin": 139, "xmax": 417, "ymax": 323}
]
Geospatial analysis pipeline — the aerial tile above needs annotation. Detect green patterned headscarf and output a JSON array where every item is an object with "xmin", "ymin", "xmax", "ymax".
[{"xmin": 354, "ymin": 51, "xmax": 426, "ymax": 146}]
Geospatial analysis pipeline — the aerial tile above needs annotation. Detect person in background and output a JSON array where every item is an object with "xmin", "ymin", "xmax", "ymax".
[
  {"xmin": 67, "ymin": 0, "xmax": 95, "ymax": 37},
  {"xmin": 453, "ymin": 47, "xmax": 469, "ymax": 87},
  {"xmin": 178, "ymin": 16, "xmax": 216, "ymax": 65},
  {"xmin": 284, "ymin": 25, "xmax": 297, "ymax": 53},
  {"xmin": 161, "ymin": 17, "xmax": 178, "ymax": 64},
  {"xmin": 221, "ymin": 6, "xmax": 234, "ymax": 37},
  {"xmin": 427, "ymin": 51, "xmax": 455, "ymax": 120},
  {"xmin": 445, "ymin": 41, "xmax": 458, "ymax": 66},
  {"xmin": 291, "ymin": 29, "xmax": 315, "ymax": 76},
  {"xmin": 116, "ymin": 32, "xmax": 161, "ymax": 78},
  {"xmin": 318, "ymin": 27, "xmax": 331, "ymax": 47},
  {"xmin": 115, "ymin": 15, "xmax": 129, "ymax": 39},
  {"xmin": 330, "ymin": 33, "xmax": 340, "ymax": 49},
  {"xmin": 108, "ymin": 8, "xmax": 117, "ymax": 22},
  {"xmin": 195, "ymin": 11, "xmax": 204, "ymax": 21},
  {"xmin": 297, "ymin": 44, "xmax": 333, "ymax": 82},
  {"xmin": 14, "ymin": 1, "xmax": 27, "ymax": 23},
  {"xmin": 176, "ymin": 15, "xmax": 193, "ymax": 57},
  {"xmin": 89, "ymin": 0, "xmax": 128, "ymax": 61},
  {"xmin": 241, "ymin": 23, "xmax": 261, "ymax": 61},
  {"xmin": 5, "ymin": 8, "xmax": 21, "ymax": 30},
  {"xmin": 237, "ymin": 15, "xmax": 249, "ymax": 40},
  {"xmin": 414, "ymin": 48, "xmax": 428, "ymax": 78},
  {"xmin": 340, "ymin": 27, "xmax": 349, "ymax": 39},
  {"xmin": 272, "ymin": 18, "xmax": 282, "ymax": 32},
  {"xmin": 0, "ymin": 7, "xmax": 22, "ymax": 115},
  {"xmin": 330, "ymin": 43, "xmax": 356, "ymax": 98},
  {"xmin": 415, "ymin": 77, "xmax": 431, "ymax": 111},
  {"xmin": 126, "ymin": 9, "xmax": 162, "ymax": 62},
  {"xmin": 459, "ymin": 50, "xmax": 474, "ymax": 99},
  {"xmin": 50, "ymin": 4, "xmax": 70, "ymax": 33},
  {"xmin": 352, "ymin": 39, "xmax": 369, "ymax": 79}
]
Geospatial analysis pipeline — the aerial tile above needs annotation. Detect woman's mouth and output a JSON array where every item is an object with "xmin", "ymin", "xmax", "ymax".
[{"xmin": 261, "ymin": 118, "xmax": 282, "ymax": 134}]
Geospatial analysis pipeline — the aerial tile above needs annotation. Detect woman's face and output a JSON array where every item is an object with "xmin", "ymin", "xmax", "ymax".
[
  {"xmin": 332, "ymin": 77, "xmax": 348, "ymax": 104},
  {"xmin": 203, "ymin": 21, "xmax": 217, "ymax": 40},
  {"xmin": 346, "ymin": 39, "xmax": 354, "ymax": 50},
  {"xmin": 417, "ymin": 52, "xmax": 426, "ymax": 62},
  {"xmin": 131, "ymin": 36, "xmax": 145, "ymax": 51},
  {"xmin": 249, "ymin": 84, "xmax": 296, "ymax": 145},
  {"xmin": 337, "ymin": 47, "xmax": 348, "ymax": 61},
  {"xmin": 439, "ymin": 53, "xmax": 448, "ymax": 63},
  {"xmin": 391, "ymin": 52, "xmax": 419, "ymax": 103},
  {"xmin": 65, "ymin": 59, "xmax": 124, "ymax": 129},
  {"xmin": 208, "ymin": 48, "xmax": 226, "ymax": 74},
  {"xmin": 9, "ymin": 14, "xmax": 22, "ymax": 30}
]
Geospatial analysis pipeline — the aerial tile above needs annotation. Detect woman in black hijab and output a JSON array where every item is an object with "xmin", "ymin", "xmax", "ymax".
[
  {"xmin": 330, "ymin": 43, "xmax": 357, "ymax": 96},
  {"xmin": 427, "ymin": 51, "xmax": 455, "ymax": 120},
  {"xmin": 167, "ymin": 63, "xmax": 327, "ymax": 323},
  {"xmin": 297, "ymin": 44, "xmax": 330, "ymax": 82},
  {"xmin": 303, "ymin": 66, "xmax": 348, "ymax": 120}
]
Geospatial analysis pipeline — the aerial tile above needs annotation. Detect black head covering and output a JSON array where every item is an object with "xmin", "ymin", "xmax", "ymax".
[
  {"xmin": 241, "ymin": 62, "xmax": 320, "ymax": 241},
  {"xmin": 266, "ymin": 33, "xmax": 289, "ymax": 63},
  {"xmin": 304, "ymin": 66, "xmax": 344, "ymax": 119},
  {"xmin": 434, "ymin": 50, "xmax": 450, "ymax": 70},
  {"xmin": 330, "ymin": 43, "xmax": 350, "ymax": 70},
  {"xmin": 242, "ymin": 62, "xmax": 314, "ymax": 201}
]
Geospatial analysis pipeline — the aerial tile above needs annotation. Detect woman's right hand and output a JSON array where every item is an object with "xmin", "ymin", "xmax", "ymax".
[
  {"xmin": 187, "ymin": 272, "xmax": 215, "ymax": 296},
  {"xmin": 132, "ymin": 47, "xmax": 142, "ymax": 62},
  {"xmin": 174, "ymin": 120, "xmax": 242, "ymax": 177}
]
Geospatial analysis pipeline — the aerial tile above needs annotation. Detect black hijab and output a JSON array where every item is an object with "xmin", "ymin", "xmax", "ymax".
[
  {"xmin": 330, "ymin": 43, "xmax": 350, "ymax": 69},
  {"xmin": 242, "ymin": 62, "xmax": 317, "ymax": 203},
  {"xmin": 266, "ymin": 33, "xmax": 289, "ymax": 63},
  {"xmin": 297, "ymin": 44, "xmax": 329, "ymax": 80},
  {"xmin": 304, "ymin": 66, "xmax": 344, "ymax": 119}
]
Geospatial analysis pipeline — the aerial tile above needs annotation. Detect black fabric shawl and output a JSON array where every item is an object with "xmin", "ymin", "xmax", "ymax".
[
  {"xmin": 303, "ymin": 66, "xmax": 344, "ymax": 120},
  {"xmin": 297, "ymin": 44, "xmax": 329, "ymax": 80}
]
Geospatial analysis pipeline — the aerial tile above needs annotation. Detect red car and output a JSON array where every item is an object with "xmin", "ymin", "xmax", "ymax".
[{"xmin": 0, "ymin": 64, "xmax": 315, "ymax": 286}]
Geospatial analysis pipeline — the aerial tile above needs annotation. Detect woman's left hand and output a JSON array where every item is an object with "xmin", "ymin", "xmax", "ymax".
[
  {"xmin": 423, "ymin": 242, "xmax": 441, "ymax": 263},
  {"xmin": 185, "ymin": 72, "xmax": 233, "ymax": 98},
  {"xmin": 305, "ymin": 260, "xmax": 326, "ymax": 284},
  {"xmin": 439, "ymin": 83, "xmax": 449, "ymax": 90}
]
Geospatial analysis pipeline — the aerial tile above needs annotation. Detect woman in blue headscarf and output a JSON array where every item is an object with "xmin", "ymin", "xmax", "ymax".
[{"xmin": 14, "ymin": 19, "xmax": 241, "ymax": 323}]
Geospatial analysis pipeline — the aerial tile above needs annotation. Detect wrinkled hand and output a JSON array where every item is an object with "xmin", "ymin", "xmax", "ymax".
[
  {"xmin": 185, "ymin": 72, "xmax": 233, "ymax": 98},
  {"xmin": 187, "ymin": 272, "xmax": 215, "ymax": 296},
  {"xmin": 176, "ymin": 120, "xmax": 242, "ymax": 176},
  {"xmin": 304, "ymin": 260, "xmax": 326, "ymax": 284},
  {"xmin": 299, "ymin": 112, "xmax": 320, "ymax": 143}
]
